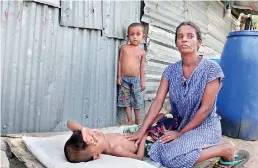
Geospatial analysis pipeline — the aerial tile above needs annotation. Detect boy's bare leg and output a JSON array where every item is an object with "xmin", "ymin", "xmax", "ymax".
[
  {"xmin": 195, "ymin": 142, "xmax": 235, "ymax": 166},
  {"xmin": 134, "ymin": 109, "xmax": 140, "ymax": 125},
  {"xmin": 125, "ymin": 106, "xmax": 133, "ymax": 124}
]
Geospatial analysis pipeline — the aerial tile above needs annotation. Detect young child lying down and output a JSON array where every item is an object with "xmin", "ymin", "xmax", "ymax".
[{"xmin": 64, "ymin": 113, "xmax": 180, "ymax": 163}]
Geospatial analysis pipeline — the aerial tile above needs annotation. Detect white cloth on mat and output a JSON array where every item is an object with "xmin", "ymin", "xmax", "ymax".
[{"xmin": 22, "ymin": 127, "xmax": 156, "ymax": 168}]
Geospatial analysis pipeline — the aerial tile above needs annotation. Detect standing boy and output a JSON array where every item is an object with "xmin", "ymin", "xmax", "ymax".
[{"xmin": 117, "ymin": 23, "xmax": 145, "ymax": 125}]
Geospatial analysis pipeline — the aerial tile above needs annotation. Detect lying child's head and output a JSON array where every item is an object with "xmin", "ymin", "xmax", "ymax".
[
  {"xmin": 127, "ymin": 22, "xmax": 144, "ymax": 46},
  {"xmin": 64, "ymin": 130, "xmax": 107, "ymax": 163}
]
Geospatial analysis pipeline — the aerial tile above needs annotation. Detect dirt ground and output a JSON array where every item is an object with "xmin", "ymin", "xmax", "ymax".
[{"xmin": 9, "ymin": 156, "xmax": 27, "ymax": 168}]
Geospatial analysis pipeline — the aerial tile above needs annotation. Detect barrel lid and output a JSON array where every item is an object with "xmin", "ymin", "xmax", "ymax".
[{"xmin": 228, "ymin": 31, "xmax": 258, "ymax": 37}]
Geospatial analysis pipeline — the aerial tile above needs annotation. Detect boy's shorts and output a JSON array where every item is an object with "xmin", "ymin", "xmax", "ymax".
[
  {"xmin": 117, "ymin": 76, "xmax": 142, "ymax": 109},
  {"xmin": 123, "ymin": 113, "xmax": 180, "ymax": 157}
]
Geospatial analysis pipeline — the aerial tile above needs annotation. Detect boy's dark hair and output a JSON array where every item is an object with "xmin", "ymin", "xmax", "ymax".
[
  {"xmin": 64, "ymin": 131, "xmax": 93, "ymax": 163},
  {"xmin": 175, "ymin": 21, "xmax": 202, "ymax": 50},
  {"xmin": 127, "ymin": 22, "xmax": 144, "ymax": 34}
]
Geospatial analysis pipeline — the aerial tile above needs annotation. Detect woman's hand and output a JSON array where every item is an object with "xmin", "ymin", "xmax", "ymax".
[
  {"xmin": 124, "ymin": 131, "xmax": 145, "ymax": 147},
  {"xmin": 160, "ymin": 131, "xmax": 182, "ymax": 143}
]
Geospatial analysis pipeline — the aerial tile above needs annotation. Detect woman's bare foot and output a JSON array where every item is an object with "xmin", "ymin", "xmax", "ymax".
[
  {"xmin": 221, "ymin": 141, "xmax": 236, "ymax": 161},
  {"xmin": 215, "ymin": 141, "xmax": 236, "ymax": 168}
]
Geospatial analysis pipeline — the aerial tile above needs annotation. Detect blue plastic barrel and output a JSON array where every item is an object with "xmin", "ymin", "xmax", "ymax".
[{"xmin": 217, "ymin": 31, "xmax": 258, "ymax": 140}]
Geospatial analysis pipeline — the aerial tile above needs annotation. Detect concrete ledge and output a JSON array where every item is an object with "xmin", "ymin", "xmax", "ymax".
[
  {"xmin": 1, "ymin": 150, "xmax": 10, "ymax": 168},
  {"xmin": 1, "ymin": 137, "xmax": 12, "ymax": 158}
]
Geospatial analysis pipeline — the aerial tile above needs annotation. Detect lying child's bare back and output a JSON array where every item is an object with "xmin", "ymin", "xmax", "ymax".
[
  {"xmin": 120, "ymin": 44, "xmax": 144, "ymax": 77},
  {"xmin": 105, "ymin": 133, "xmax": 137, "ymax": 154}
]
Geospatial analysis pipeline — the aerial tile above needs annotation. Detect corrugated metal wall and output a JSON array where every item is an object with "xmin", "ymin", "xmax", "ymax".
[
  {"xmin": 203, "ymin": 2, "xmax": 232, "ymax": 53},
  {"xmin": 1, "ymin": 1, "xmax": 141, "ymax": 134},
  {"xmin": 60, "ymin": 1, "xmax": 103, "ymax": 29},
  {"xmin": 1, "ymin": 0, "xmax": 235, "ymax": 134},
  {"xmin": 142, "ymin": 1, "xmax": 235, "ymax": 102},
  {"xmin": 142, "ymin": 1, "xmax": 182, "ymax": 100},
  {"xmin": 102, "ymin": 1, "xmax": 141, "ymax": 39}
]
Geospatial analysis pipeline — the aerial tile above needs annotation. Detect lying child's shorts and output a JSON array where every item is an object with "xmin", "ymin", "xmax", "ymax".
[
  {"xmin": 117, "ymin": 76, "xmax": 142, "ymax": 109},
  {"xmin": 123, "ymin": 113, "xmax": 180, "ymax": 156}
]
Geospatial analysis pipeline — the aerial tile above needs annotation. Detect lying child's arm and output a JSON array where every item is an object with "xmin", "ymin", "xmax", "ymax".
[
  {"xmin": 67, "ymin": 120, "xmax": 84, "ymax": 131},
  {"xmin": 111, "ymin": 134, "xmax": 147, "ymax": 160},
  {"xmin": 135, "ymin": 133, "xmax": 148, "ymax": 160},
  {"xmin": 67, "ymin": 120, "xmax": 98, "ymax": 145},
  {"xmin": 112, "ymin": 147, "xmax": 141, "ymax": 160}
]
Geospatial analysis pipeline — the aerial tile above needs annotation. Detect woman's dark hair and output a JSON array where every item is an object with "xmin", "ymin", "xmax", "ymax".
[{"xmin": 175, "ymin": 21, "xmax": 202, "ymax": 44}]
